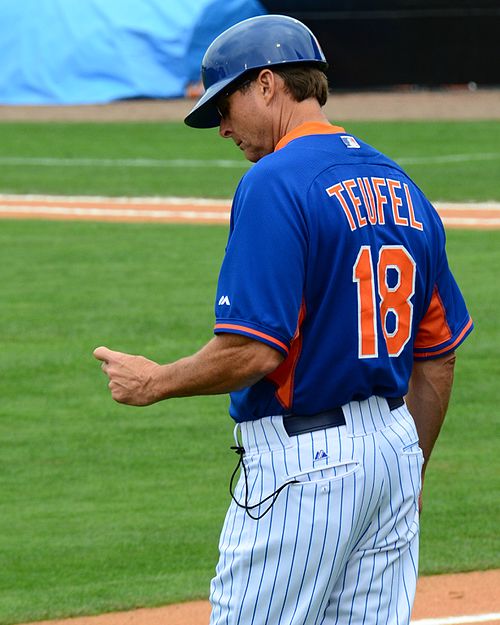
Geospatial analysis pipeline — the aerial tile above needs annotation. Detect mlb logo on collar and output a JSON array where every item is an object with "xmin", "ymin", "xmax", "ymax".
[{"xmin": 341, "ymin": 135, "xmax": 361, "ymax": 149}]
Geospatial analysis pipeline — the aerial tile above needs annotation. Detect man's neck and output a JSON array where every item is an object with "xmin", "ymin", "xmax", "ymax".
[{"xmin": 273, "ymin": 98, "xmax": 330, "ymax": 148}]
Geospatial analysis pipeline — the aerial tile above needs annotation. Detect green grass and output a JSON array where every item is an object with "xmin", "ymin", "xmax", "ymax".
[
  {"xmin": 0, "ymin": 120, "xmax": 499, "ymax": 200},
  {"xmin": 0, "ymin": 122, "xmax": 246, "ymax": 198},
  {"xmin": 0, "ymin": 221, "xmax": 231, "ymax": 623},
  {"xmin": 0, "ymin": 220, "xmax": 498, "ymax": 624},
  {"xmin": 0, "ymin": 120, "xmax": 498, "ymax": 622},
  {"xmin": 418, "ymin": 229, "xmax": 500, "ymax": 573}
]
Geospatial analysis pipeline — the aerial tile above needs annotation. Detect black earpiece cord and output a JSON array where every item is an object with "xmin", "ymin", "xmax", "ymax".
[{"xmin": 229, "ymin": 445, "xmax": 298, "ymax": 520}]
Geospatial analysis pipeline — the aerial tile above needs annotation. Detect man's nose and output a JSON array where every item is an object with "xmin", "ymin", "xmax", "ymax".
[{"xmin": 219, "ymin": 116, "xmax": 232, "ymax": 138}]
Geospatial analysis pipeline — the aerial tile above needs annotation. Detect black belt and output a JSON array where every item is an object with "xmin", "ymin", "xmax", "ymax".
[{"xmin": 283, "ymin": 396, "xmax": 404, "ymax": 437}]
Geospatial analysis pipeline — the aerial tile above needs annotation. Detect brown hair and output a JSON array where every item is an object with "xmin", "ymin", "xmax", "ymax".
[
  {"xmin": 239, "ymin": 64, "xmax": 329, "ymax": 106},
  {"xmin": 272, "ymin": 64, "xmax": 329, "ymax": 106}
]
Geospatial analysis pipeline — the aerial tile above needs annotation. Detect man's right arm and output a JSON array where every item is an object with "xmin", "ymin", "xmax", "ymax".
[{"xmin": 405, "ymin": 351, "xmax": 456, "ymax": 507}]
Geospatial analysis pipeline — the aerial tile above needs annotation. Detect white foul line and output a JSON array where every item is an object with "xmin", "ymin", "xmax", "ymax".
[
  {"xmin": 0, "ymin": 156, "xmax": 250, "ymax": 169},
  {"xmin": 411, "ymin": 613, "xmax": 500, "ymax": 625},
  {"xmin": 0, "ymin": 193, "xmax": 231, "ymax": 206},
  {"xmin": 0, "ymin": 153, "xmax": 498, "ymax": 168},
  {"xmin": 0, "ymin": 195, "xmax": 498, "ymax": 227},
  {"xmin": 440, "ymin": 217, "xmax": 500, "ymax": 226},
  {"xmin": 397, "ymin": 153, "xmax": 500, "ymax": 165},
  {"xmin": 1, "ymin": 209, "xmax": 494, "ymax": 228},
  {"xmin": 0, "ymin": 205, "xmax": 231, "ymax": 221},
  {"xmin": 433, "ymin": 202, "xmax": 500, "ymax": 212}
]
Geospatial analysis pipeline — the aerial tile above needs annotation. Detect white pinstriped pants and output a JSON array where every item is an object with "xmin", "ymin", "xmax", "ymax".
[{"xmin": 209, "ymin": 397, "xmax": 423, "ymax": 625}]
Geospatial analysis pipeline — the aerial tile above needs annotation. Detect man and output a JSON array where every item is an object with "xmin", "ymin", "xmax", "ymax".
[{"xmin": 94, "ymin": 15, "xmax": 473, "ymax": 625}]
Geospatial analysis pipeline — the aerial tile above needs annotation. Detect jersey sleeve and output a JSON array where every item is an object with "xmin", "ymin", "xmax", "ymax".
[
  {"xmin": 213, "ymin": 163, "xmax": 307, "ymax": 356},
  {"xmin": 413, "ymin": 239, "xmax": 473, "ymax": 360}
]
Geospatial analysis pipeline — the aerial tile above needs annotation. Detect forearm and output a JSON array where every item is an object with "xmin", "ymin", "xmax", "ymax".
[
  {"xmin": 405, "ymin": 351, "xmax": 456, "ymax": 471},
  {"xmin": 153, "ymin": 335, "xmax": 283, "ymax": 400},
  {"xmin": 94, "ymin": 334, "xmax": 284, "ymax": 406}
]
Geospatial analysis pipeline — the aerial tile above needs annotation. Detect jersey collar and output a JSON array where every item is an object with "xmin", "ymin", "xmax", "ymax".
[{"xmin": 274, "ymin": 122, "xmax": 346, "ymax": 152}]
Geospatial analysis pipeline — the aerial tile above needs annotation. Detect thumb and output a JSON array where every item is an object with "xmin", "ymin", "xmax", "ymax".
[{"xmin": 93, "ymin": 346, "xmax": 121, "ymax": 363}]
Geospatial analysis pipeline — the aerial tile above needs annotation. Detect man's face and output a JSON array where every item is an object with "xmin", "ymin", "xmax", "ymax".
[{"xmin": 217, "ymin": 81, "xmax": 274, "ymax": 163}]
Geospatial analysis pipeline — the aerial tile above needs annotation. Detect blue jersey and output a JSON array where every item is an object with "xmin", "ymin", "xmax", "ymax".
[{"xmin": 214, "ymin": 122, "xmax": 473, "ymax": 422}]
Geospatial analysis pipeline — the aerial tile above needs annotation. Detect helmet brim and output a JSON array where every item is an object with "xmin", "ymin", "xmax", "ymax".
[{"xmin": 184, "ymin": 75, "xmax": 236, "ymax": 129}]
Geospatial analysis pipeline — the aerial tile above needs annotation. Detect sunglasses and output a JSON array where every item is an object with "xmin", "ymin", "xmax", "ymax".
[{"xmin": 216, "ymin": 78, "xmax": 254, "ymax": 120}]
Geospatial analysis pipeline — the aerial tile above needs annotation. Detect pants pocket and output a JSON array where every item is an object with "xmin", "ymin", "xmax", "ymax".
[
  {"xmin": 402, "ymin": 440, "xmax": 423, "ymax": 456},
  {"xmin": 289, "ymin": 460, "xmax": 360, "ymax": 485}
]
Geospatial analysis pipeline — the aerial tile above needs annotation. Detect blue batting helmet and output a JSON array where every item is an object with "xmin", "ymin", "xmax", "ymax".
[{"xmin": 184, "ymin": 14, "xmax": 328, "ymax": 129}]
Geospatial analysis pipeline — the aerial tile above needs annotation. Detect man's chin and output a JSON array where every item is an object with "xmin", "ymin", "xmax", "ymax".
[{"xmin": 244, "ymin": 149, "xmax": 271, "ymax": 163}]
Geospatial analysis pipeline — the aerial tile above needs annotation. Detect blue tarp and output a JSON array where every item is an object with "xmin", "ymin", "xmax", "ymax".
[{"xmin": 0, "ymin": 0, "xmax": 265, "ymax": 104}]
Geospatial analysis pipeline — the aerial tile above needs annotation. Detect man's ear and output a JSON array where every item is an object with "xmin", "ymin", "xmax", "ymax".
[{"xmin": 256, "ymin": 69, "xmax": 277, "ymax": 102}]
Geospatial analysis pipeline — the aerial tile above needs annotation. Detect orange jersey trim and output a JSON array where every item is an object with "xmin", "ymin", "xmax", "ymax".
[
  {"xmin": 274, "ymin": 122, "xmax": 346, "ymax": 152},
  {"xmin": 214, "ymin": 323, "xmax": 289, "ymax": 354},
  {"xmin": 414, "ymin": 287, "xmax": 452, "ymax": 349},
  {"xmin": 414, "ymin": 317, "xmax": 473, "ymax": 359},
  {"xmin": 266, "ymin": 300, "xmax": 307, "ymax": 410}
]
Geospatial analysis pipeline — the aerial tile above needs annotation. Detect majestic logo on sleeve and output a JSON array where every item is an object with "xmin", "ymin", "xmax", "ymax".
[{"xmin": 218, "ymin": 295, "xmax": 231, "ymax": 306}]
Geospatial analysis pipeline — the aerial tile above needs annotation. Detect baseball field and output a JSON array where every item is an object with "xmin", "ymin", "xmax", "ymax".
[{"xmin": 0, "ymin": 94, "xmax": 499, "ymax": 625}]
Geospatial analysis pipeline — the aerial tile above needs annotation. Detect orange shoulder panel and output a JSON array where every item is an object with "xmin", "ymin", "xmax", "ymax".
[
  {"xmin": 266, "ymin": 301, "xmax": 307, "ymax": 410},
  {"xmin": 414, "ymin": 287, "xmax": 452, "ymax": 349}
]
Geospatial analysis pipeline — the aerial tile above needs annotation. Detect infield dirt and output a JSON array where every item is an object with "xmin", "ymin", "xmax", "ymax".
[
  {"xmin": 17, "ymin": 570, "xmax": 500, "ymax": 625},
  {"xmin": 0, "ymin": 87, "xmax": 499, "ymax": 122}
]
